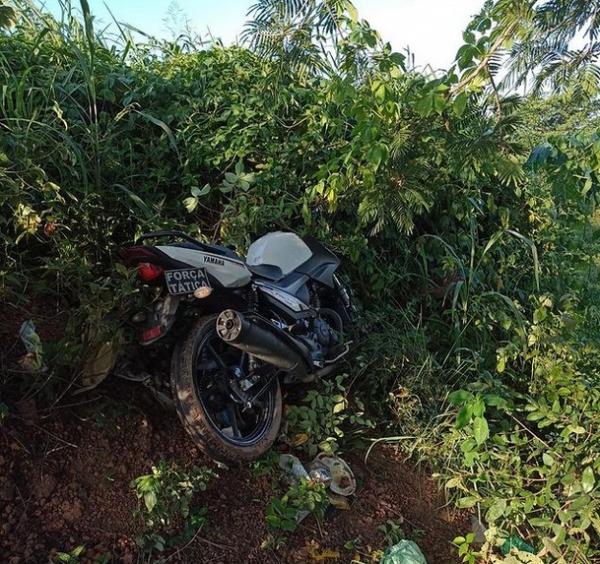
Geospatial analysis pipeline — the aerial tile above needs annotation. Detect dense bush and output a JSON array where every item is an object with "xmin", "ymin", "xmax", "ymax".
[{"xmin": 1, "ymin": 0, "xmax": 598, "ymax": 560}]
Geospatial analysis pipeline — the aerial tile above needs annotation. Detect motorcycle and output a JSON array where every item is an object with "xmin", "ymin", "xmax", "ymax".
[{"xmin": 120, "ymin": 230, "xmax": 354, "ymax": 462}]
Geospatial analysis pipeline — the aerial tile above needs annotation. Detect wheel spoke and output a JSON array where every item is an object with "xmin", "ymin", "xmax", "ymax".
[
  {"xmin": 226, "ymin": 404, "xmax": 242, "ymax": 438},
  {"xmin": 206, "ymin": 342, "xmax": 228, "ymax": 371},
  {"xmin": 194, "ymin": 331, "xmax": 273, "ymax": 445}
]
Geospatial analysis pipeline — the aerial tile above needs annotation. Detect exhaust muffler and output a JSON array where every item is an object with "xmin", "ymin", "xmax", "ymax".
[{"xmin": 215, "ymin": 310, "xmax": 308, "ymax": 380}]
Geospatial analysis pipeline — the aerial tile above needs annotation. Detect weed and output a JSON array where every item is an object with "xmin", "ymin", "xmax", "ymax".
[
  {"xmin": 131, "ymin": 461, "xmax": 214, "ymax": 553},
  {"xmin": 453, "ymin": 534, "xmax": 479, "ymax": 564},
  {"xmin": 91, "ymin": 399, "xmax": 138, "ymax": 434},
  {"xmin": 250, "ymin": 449, "xmax": 279, "ymax": 479},
  {"xmin": 260, "ymin": 533, "xmax": 288, "ymax": 551},
  {"xmin": 53, "ymin": 545, "xmax": 85, "ymax": 563},
  {"xmin": 284, "ymin": 374, "xmax": 374, "ymax": 456},
  {"xmin": 265, "ymin": 478, "xmax": 329, "ymax": 534},
  {"xmin": 378, "ymin": 519, "xmax": 405, "ymax": 547}
]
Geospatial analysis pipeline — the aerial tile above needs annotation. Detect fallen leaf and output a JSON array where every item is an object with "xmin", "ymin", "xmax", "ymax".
[
  {"xmin": 328, "ymin": 493, "xmax": 351, "ymax": 510},
  {"xmin": 291, "ymin": 433, "xmax": 309, "ymax": 446}
]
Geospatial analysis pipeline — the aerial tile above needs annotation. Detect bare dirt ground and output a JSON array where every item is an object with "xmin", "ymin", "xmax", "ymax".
[{"xmin": 0, "ymin": 298, "xmax": 468, "ymax": 563}]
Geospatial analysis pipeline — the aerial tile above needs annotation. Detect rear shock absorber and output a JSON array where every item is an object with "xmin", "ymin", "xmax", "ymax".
[{"xmin": 248, "ymin": 283, "xmax": 260, "ymax": 313}]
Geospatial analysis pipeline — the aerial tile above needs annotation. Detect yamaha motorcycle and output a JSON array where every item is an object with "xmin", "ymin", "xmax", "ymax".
[{"xmin": 120, "ymin": 231, "xmax": 353, "ymax": 462}]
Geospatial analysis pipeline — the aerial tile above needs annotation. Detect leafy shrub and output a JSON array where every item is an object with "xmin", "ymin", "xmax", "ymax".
[
  {"xmin": 131, "ymin": 461, "xmax": 214, "ymax": 552},
  {"xmin": 265, "ymin": 478, "xmax": 329, "ymax": 534},
  {"xmin": 284, "ymin": 374, "xmax": 374, "ymax": 456}
]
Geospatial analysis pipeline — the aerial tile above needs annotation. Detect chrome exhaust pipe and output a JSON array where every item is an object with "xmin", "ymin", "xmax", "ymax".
[{"xmin": 216, "ymin": 310, "xmax": 308, "ymax": 380}]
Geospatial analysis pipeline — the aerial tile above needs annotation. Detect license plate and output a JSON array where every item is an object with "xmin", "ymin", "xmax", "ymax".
[{"xmin": 164, "ymin": 268, "xmax": 210, "ymax": 295}]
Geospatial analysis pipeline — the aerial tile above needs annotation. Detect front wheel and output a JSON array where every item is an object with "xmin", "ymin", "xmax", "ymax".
[{"xmin": 171, "ymin": 315, "xmax": 282, "ymax": 463}]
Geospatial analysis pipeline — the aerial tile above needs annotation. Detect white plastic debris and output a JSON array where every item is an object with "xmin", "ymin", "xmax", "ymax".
[{"xmin": 18, "ymin": 320, "xmax": 45, "ymax": 371}]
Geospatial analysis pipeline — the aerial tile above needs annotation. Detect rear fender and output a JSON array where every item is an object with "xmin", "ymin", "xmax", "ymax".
[
  {"xmin": 120, "ymin": 245, "xmax": 191, "ymax": 270},
  {"xmin": 139, "ymin": 294, "xmax": 182, "ymax": 345}
]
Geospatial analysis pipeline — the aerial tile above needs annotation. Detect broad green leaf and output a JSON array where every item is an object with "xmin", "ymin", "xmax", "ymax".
[
  {"xmin": 371, "ymin": 79, "xmax": 386, "ymax": 103},
  {"xmin": 456, "ymin": 405, "xmax": 472, "ymax": 429},
  {"xmin": 463, "ymin": 30, "xmax": 476, "ymax": 44},
  {"xmin": 415, "ymin": 93, "xmax": 433, "ymax": 116},
  {"xmin": 389, "ymin": 52, "xmax": 406, "ymax": 67},
  {"xmin": 448, "ymin": 390, "xmax": 473, "ymax": 405},
  {"xmin": 432, "ymin": 93, "xmax": 446, "ymax": 114},
  {"xmin": 473, "ymin": 416, "xmax": 489, "ymax": 445},
  {"xmin": 333, "ymin": 401, "xmax": 346, "ymax": 414},
  {"xmin": 486, "ymin": 499, "xmax": 507, "ymax": 522},
  {"xmin": 144, "ymin": 491, "xmax": 157, "ymax": 512},
  {"xmin": 472, "ymin": 397, "xmax": 486, "ymax": 417},
  {"xmin": 191, "ymin": 183, "xmax": 211, "ymax": 197},
  {"xmin": 445, "ymin": 477, "xmax": 462, "ymax": 489},
  {"xmin": 456, "ymin": 496, "xmax": 479, "ymax": 508},
  {"xmin": 453, "ymin": 92, "xmax": 468, "ymax": 117},
  {"xmin": 367, "ymin": 144, "xmax": 388, "ymax": 169},
  {"xmin": 582, "ymin": 467, "xmax": 595, "ymax": 493}
]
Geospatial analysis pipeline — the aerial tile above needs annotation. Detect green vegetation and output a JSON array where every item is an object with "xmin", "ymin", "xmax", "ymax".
[
  {"xmin": 53, "ymin": 545, "xmax": 86, "ymax": 564},
  {"xmin": 1, "ymin": 0, "xmax": 599, "ymax": 561},
  {"xmin": 265, "ymin": 478, "xmax": 329, "ymax": 534},
  {"xmin": 131, "ymin": 461, "xmax": 214, "ymax": 553},
  {"xmin": 284, "ymin": 373, "xmax": 374, "ymax": 456}
]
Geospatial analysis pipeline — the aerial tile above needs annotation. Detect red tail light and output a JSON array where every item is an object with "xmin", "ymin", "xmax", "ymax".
[
  {"xmin": 137, "ymin": 262, "xmax": 164, "ymax": 282},
  {"xmin": 142, "ymin": 325, "xmax": 162, "ymax": 342}
]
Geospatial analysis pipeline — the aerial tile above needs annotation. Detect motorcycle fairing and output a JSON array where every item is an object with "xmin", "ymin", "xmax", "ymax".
[
  {"xmin": 255, "ymin": 279, "xmax": 314, "ymax": 319},
  {"xmin": 246, "ymin": 233, "xmax": 340, "ymax": 288},
  {"xmin": 156, "ymin": 245, "xmax": 252, "ymax": 288},
  {"xmin": 246, "ymin": 232, "xmax": 312, "ymax": 279}
]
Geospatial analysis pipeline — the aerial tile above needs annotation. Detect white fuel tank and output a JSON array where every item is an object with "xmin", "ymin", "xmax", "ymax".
[{"xmin": 246, "ymin": 232, "xmax": 312, "ymax": 277}]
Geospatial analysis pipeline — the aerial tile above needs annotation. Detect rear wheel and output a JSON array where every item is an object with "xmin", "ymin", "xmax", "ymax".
[{"xmin": 171, "ymin": 315, "xmax": 282, "ymax": 463}]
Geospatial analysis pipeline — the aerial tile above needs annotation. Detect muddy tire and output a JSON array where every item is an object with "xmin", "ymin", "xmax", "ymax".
[{"xmin": 171, "ymin": 315, "xmax": 282, "ymax": 463}]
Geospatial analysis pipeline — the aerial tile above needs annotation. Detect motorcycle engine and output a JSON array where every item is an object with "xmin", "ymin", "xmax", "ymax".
[
  {"xmin": 293, "ymin": 315, "xmax": 341, "ymax": 366},
  {"xmin": 312, "ymin": 317, "xmax": 338, "ymax": 347}
]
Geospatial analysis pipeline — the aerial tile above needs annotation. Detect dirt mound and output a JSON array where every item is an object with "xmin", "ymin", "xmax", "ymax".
[{"xmin": 0, "ymin": 383, "xmax": 467, "ymax": 563}]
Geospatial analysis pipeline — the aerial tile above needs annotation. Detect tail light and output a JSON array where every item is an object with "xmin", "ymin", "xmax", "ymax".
[
  {"xmin": 142, "ymin": 325, "xmax": 162, "ymax": 342},
  {"xmin": 137, "ymin": 262, "xmax": 164, "ymax": 282}
]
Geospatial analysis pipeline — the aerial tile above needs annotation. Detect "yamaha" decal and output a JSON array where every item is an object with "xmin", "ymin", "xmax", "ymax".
[{"xmin": 204, "ymin": 255, "xmax": 225, "ymax": 266}]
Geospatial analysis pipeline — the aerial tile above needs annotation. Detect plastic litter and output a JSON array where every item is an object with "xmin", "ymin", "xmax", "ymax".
[
  {"xmin": 501, "ymin": 536, "xmax": 536, "ymax": 556},
  {"xmin": 279, "ymin": 454, "xmax": 309, "ymax": 481},
  {"xmin": 380, "ymin": 540, "xmax": 428, "ymax": 564},
  {"xmin": 309, "ymin": 467, "xmax": 332, "ymax": 485},
  {"xmin": 310, "ymin": 453, "xmax": 356, "ymax": 496},
  {"xmin": 279, "ymin": 453, "xmax": 355, "ymax": 497},
  {"xmin": 470, "ymin": 514, "xmax": 486, "ymax": 544},
  {"xmin": 277, "ymin": 454, "xmax": 311, "ymax": 523},
  {"xmin": 18, "ymin": 320, "xmax": 45, "ymax": 372},
  {"xmin": 278, "ymin": 453, "xmax": 356, "ymax": 524}
]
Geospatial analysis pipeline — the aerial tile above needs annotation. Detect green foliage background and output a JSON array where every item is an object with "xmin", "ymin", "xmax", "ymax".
[{"xmin": 1, "ymin": 0, "xmax": 599, "ymax": 560}]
